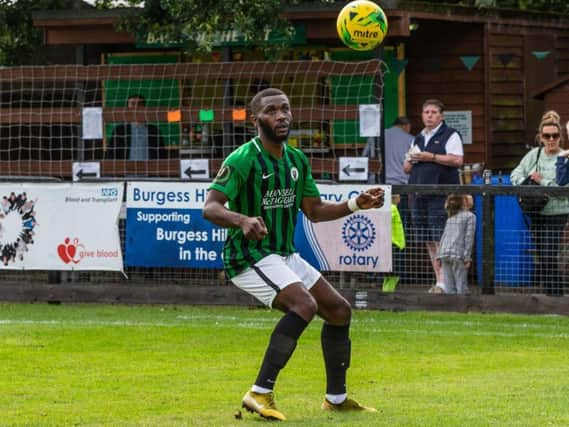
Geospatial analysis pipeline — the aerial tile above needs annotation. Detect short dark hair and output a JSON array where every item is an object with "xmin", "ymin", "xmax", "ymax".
[
  {"xmin": 422, "ymin": 99, "xmax": 444, "ymax": 113},
  {"xmin": 250, "ymin": 88, "xmax": 286, "ymax": 114},
  {"xmin": 392, "ymin": 116, "xmax": 410, "ymax": 126},
  {"xmin": 127, "ymin": 94, "xmax": 146, "ymax": 105}
]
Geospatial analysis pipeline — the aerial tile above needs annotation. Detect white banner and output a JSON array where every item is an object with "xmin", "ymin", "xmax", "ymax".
[
  {"xmin": 296, "ymin": 184, "xmax": 392, "ymax": 272},
  {"xmin": 0, "ymin": 183, "xmax": 124, "ymax": 271}
]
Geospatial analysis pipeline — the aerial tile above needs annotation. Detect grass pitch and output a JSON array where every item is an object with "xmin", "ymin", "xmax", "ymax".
[{"xmin": 0, "ymin": 303, "xmax": 568, "ymax": 426}]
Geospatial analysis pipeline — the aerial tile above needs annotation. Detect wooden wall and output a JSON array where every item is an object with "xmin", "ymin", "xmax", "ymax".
[
  {"xmin": 487, "ymin": 20, "xmax": 569, "ymax": 169},
  {"xmin": 544, "ymin": 83, "xmax": 569, "ymax": 142},
  {"xmin": 403, "ymin": 16, "xmax": 569, "ymax": 171},
  {"xmin": 404, "ymin": 21, "xmax": 486, "ymax": 166}
]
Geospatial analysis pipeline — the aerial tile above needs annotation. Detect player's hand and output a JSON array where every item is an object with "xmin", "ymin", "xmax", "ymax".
[
  {"xmin": 356, "ymin": 187, "xmax": 385, "ymax": 209},
  {"xmin": 464, "ymin": 261, "xmax": 472, "ymax": 269},
  {"xmin": 240, "ymin": 216, "xmax": 268, "ymax": 240}
]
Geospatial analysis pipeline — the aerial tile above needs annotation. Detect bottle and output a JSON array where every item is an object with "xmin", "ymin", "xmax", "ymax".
[
  {"xmin": 182, "ymin": 127, "xmax": 190, "ymax": 146},
  {"xmin": 483, "ymin": 169, "xmax": 492, "ymax": 184},
  {"xmin": 194, "ymin": 124, "xmax": 202, "ymax": 144},
  {"xmin": 201, "ymin": 123, "xmax": 209, "ymax": 144},
  {"xmin": 472, "ymin": 163, "xmax": 481, "ymax": 180},
  {"xmin": 313, "ymin": 129, "xmax": 321, "ymax": 147},
  {"xmin": 463, "ymin": 165, "xmax": 472, "ymax": 184}
]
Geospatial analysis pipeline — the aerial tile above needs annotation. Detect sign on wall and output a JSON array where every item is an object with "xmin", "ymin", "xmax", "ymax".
[
  {"xmin": 180, "ymin": 159, "xmax": 209, "ymax": 180},
  {"xmin": 0, "ymin": 183, "xmax": 123, "ymax": 271},
  {"xmin": 445, "ymin": 111, "xmax": 472, "ymax": 145},
  {"xmin": 339, "ymin": 157, "xmax": 369, "ymax": 181}
]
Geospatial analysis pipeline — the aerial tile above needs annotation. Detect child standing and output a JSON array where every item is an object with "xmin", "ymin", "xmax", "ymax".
[{"xmin": 436, "ymin": 194, "xmax": 476, "ymax": 294}]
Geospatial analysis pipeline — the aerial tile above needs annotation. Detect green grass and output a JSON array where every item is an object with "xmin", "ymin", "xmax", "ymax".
[{"xmin": 0, "ymin": 303, "xmax": 568, "ymax": 426}]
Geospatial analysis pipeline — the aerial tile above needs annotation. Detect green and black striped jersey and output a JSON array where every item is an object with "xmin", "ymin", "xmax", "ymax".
[{"xmin": 209, "ymin": 136, "xmax": 320, "ymax": 278}]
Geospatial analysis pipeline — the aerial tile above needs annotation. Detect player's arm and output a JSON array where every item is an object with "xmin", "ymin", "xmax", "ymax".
[
  {"xmin": 203, "ymin": 189, "xmax": 267, "ymax": 240},
  {"xmin": 301, "ymin": 187, "xmax": 385, "ymax": 223}
]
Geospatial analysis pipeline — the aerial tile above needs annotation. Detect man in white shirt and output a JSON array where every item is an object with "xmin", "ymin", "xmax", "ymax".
[{"xmin": 403, "ymin": 99, "xmax": 464, "ymax": 293}]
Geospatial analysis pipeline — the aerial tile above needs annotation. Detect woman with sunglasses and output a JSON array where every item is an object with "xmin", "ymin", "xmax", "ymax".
[{"xmin": 511, "ymin": 114, "xmax": 569, "ymax": 296}]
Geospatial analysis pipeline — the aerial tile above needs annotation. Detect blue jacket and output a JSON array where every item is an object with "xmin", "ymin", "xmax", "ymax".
[{"xmin": 556, "ymin": 156, "xmax": 569, "ymax": 186}]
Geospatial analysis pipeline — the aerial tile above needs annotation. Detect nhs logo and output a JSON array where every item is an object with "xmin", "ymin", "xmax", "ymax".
[{"xmin": 101, "ymin": 187, "xmax": 118, "ymax": 197}]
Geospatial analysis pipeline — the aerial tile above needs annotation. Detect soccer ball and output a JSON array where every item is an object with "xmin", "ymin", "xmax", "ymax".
[{"xmin": 336, "ymin": 0, "xmax": 388, "ymax": 51}]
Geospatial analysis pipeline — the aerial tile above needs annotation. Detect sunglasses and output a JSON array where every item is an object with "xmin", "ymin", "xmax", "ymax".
[{"xmin": 542, "ymin": 133, "xmax": 560, "ymax": 140}]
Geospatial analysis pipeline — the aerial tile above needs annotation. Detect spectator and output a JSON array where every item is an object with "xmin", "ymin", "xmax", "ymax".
[
  {"xmin": 382, "ymin": 194, "xmax": 406, "ymax": 292},
  {"xmin": 403, "ymin": 99, "xmax": 464, "ymax": 293},
  {"xmin": 384, "ymin": 116, "xmax": 414, "ymax": 280},
  {"xmin": 106, "ymin": 94, "xmax": 166, "ymax": 160},
  {"xmin": 532, "ymin": 110, "xmax": 561, "ymax": 147},
  {"xmin": 512, "ymin": 113, "xmax": 569, "ymax": 296},
  {"xmin": 203, "ymin": 87, "xmax": 382, "ymax": 421},
  {"xmin": 384, "ymin": 116, "xmax": 414, "ymax": 185},
  {"xmin": 436, "ymin": 194, "xmax": 476, "ymax": 294}
]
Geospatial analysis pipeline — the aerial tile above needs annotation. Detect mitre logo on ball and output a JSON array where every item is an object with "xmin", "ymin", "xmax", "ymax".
[{"xmin": 336, "ymin": 0, "xmax": 389, "ymax": 51}]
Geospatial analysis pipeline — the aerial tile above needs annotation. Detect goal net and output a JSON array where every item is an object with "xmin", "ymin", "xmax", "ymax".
[{"xmin": 0, "ymin": 59, "xmax": 384, "ymax": 180}]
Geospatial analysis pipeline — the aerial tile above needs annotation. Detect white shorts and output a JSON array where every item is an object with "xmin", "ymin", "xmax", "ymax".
[{"xmin": 231, "ymin": 253, "xmax": 321, "ymax": 308}]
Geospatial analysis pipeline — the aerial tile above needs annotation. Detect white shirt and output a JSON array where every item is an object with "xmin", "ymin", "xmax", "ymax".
[{"xmin": 421, "ymin": 122, "xmax": 464, "ymax": 156}]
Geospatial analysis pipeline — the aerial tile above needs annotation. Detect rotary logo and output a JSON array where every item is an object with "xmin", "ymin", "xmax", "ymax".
[{"xmin": 342, "ymin": 214, "xmax": 376, "ymax": 252}]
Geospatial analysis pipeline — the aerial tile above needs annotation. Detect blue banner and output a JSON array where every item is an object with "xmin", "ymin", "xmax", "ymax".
[{"xmin": 125, "ymin": 182, "xmax": 225, "ymax": 268}]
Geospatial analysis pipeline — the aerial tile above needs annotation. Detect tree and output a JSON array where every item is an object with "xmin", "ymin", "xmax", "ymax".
[
  {"xmin": 501, "ymin": 0, "xmax": 569, "ymax": 14},
  {"xmin": 94, "ymin": 0, "xmax": 339, "ymax": 53},
  {"xmin": 99, "ymin": 0, "xmax": 569, "ymax": 55},
  {"xmin": 0, "ymin": 0, "xmax": 80, "ymax": 66},
  {"xmin": 418, "ymin": 0, "xmax": 569, "ymax": 14}
]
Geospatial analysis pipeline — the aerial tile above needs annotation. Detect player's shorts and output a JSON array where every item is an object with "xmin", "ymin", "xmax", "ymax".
[{"xmin": 231, "ymin": 253, "xmax": 321, "ymax": 308}]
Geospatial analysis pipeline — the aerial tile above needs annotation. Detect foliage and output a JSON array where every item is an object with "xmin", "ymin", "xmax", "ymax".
[
  {"xmin": 97, "ymin": 0, "xmax": 569, "ymax": 55},
  {"xmin": 94, "ymin": 0, "xmax": 339, "ymax": 53},
  {"xmin": 495, "ymin": 0, "xmax": 569, "ymax": 12},
  {"xmin": 1, "ymin": 0, "xmax": 568, "ymax": 65},
  {"xmin": 0, "ymin": 0, "xmax": 78, "ymax": 65},
  {"xmin": 426, "ymin": 0, "xmax": 569, "ymax": 14},
  {"xmin": 1, "ymin": 303, "xmax": 569, "ymax": 425}
]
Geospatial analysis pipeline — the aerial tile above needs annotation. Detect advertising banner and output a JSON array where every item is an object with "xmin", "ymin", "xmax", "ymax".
[
  {"xmin": 125, "ymin": 182, "xmax": 391, "ymax": 272},
  {"xmin": 295, "ymin": 184, "xmax": 392, "ymax": 272},
  {"xmin": 125, "ymin": 182, "xmax": 225, "ymax": 268},
  {"xmin": 0, "ymin": 183, "xmax": 123, "ymax": 271}
]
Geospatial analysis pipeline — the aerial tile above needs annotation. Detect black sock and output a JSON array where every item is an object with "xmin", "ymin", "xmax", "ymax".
[
  {"xmin": 254, "ymin": 310, "xmax": 308, "ymax": 390},
  {"xmin": 321, "ymin": 323, "xmax": 351, "ymax": 395}
]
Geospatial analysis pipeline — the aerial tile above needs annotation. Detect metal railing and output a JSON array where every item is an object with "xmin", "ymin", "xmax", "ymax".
[{"xmin": 1, "ymin": 182, "xmax": 566, "ymax": 298}]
